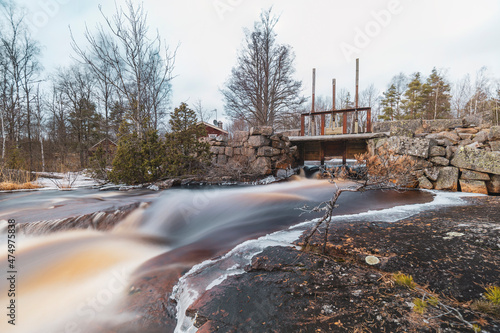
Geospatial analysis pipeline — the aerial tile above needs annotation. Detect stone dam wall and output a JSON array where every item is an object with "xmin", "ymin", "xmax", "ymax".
[
  {"xmin": 370, "ymin": 119, "xmax": 500, "ymax": 195},
  {"xmin": 207, "ymin": 126, "xmax": 298, "ymax": 177}
]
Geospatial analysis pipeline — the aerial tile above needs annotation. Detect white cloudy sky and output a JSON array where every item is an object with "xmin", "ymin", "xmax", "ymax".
[{"xmin": 12, "ymin": 0, "xmax": 500, "ymax": 122}]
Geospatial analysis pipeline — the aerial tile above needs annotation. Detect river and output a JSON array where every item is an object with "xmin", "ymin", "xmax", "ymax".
[{"xmin": 0, "ymin": 178, "xmax": 475, "ymax": 332}]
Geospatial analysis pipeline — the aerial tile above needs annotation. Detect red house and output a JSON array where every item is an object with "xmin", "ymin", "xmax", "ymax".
[{"xmin": 200, "ymin": 121, "xmax": 228, "ymax": 139}]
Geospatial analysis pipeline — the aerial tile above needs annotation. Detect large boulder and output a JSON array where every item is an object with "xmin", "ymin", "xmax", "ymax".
[
  {"xmin": 460, "ymin": 169, "xmax": 490, "ymax": 181},
  {"xmin": 250, "ymin": 157, "xmax": 272, "ymax": 175},
  {"xmin": 248, "ymin": 135, "xmax": 271, "ymax": 148},
  {"xmin": 418, "ymin": 176, "xmax": 434, "ymax": 190},
  {"xmin": 422, "ymin": 119, "xmax": 462, "ymax": 133},
  {"xmin": 451, "ymin": 147, "xmax": 500, "ymax": 175},
  {"xmin": 459, "ymin": 180, "xmax": 488, "ymax": 195},
  {"xmin": 490, "ymin": 141, "xmax": 500, "ymax": 152},
  {"xmin": 233, "ymin": 131, "xmax": 249, "ymax": 142},
  {"xmin": 430, "ymin": 146, "xmax": 446, "ymax": 157},
  {"xmin": 385, "ymin": 136, "xmax": 433, "ymax": 159},
  {"xmin": 250, "ymin": 126, "xmax": 273, "ymax": 136},
  {"xmin": 426, "ymin": 131, "xmax": 460, "ymax": 144},
  {"xmin": 488, "ymin": 126, "xmax": 500, "ymax": 141},
  {"xmin": 434, "ymin": 167, "xmax": 459, "ymax": 191},
  {"xmin": 472, "ymin": 130, "xmax": 489, "ymax": 144}
]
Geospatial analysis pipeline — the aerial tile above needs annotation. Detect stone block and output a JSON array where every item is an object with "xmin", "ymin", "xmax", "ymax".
[
  {"xmin": 430, "ymin": 157, "xmax": 450, "ymax": 166},
  {"xmin": 456, "ymin": 127, "xmax": 479, "ymax": 135},
  {"xmin": 435, "ymin": 167, "xmax": 459, "ymax": 191},
  {"xmin": 250, "ymin": 157, "xmax": 272, "ymax": 175},
  {"xmin": 233, "ymin": 131, "xmax": 249, "ymax": 142},
  {"xmin": 225, "ymin": 147, "xmax": 234, "ymax": 157},
  {"xmin": 488, "ymin": 126, "xmax": 500, "ymax": 141},
  {"xmin": 460, "ymin": 169, "xmax": 490, "ymax": 181},
  {"xmin": 422, "ymin": 119, "xmax": 462, "ymax": 132},
  {"xmin": 459, "ymin": 180, "xmax": 488, "ymax": 194},
  {"xmin": 272, "ymin": 140, "xmax": 286, "ymax": 149},
  {"xmin": 233, "ymin": 148, "xmax": 242, "ymax": 155},
  {"xmin": 386, "ymin": 136, "xmax": 432, "ymax": 159},
  {"xmin": 430, "ymin": 146, "xmax": 446, "ymax": 157},
  {"xmin": 250, "ymin": 126, "xmax": 273, "ymax": 136},
  {"xmin": 418, "ymin": 176, "xmax": 434, "ymax": 190},
  {"xmin": 426, "ymin": 131, "xmax": 461, "ymax": 144},
  {"xmin": 490, "ymin": 141, "xmax": 500, "ymax": 151},
  {"xmin": 424, "ymin": 167, "xmax": 440, "ymax": 182},
  {"xmin": 486, "ymin": 174, "xmax": 500, "ymax": 194},
  {"xmin": 248, "ymin": 135, "xmax": 270, "ymax": 147},
  {"xmin": 451, "ymin": 146, "xmax": 500, "ymax": 175},
  {"xmin": 458, "ymin": 133, "xmax": 473, "ymax": 140},
  {"xmin": 472, "ymin": 130, "xmax": 489, "ymax": 143},
  {"xmin": 257, "ymin": 146, "xmax": 274, "ymax": 157}
]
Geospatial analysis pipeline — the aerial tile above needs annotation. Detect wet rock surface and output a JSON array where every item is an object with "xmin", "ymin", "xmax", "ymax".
[{"xmin": 186, "ymin": 196, "xmax": 500, "ymax": 332}]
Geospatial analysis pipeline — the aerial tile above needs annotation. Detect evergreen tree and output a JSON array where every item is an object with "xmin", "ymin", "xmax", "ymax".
[
  {"xmin": 379, "ymin": 84, "xmax": 398, "ymax": 121},
  {"xmin": 423, "ymin": 68, "xmax": 451, "ymax": 119},
  {"xmin": 108, "ymin": 122, "xmax": 166, "ymax": 184},
  {"xmin": 165, "ymin": 103, "xmax": 209, "ymax": 176},
  {"xmin": 402, "ymin": 73, "xmax": 426, "ymax": 119}
]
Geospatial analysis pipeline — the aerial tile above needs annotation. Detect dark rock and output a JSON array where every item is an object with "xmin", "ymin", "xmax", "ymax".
[{"xmin": 486, "ymin": 174, "xmax": 500, "ymax": 194}]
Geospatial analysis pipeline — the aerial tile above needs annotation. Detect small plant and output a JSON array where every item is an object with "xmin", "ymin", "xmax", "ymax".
[
  {"xmin": 393, "ymin": 272, "xmax": 416, "ymax": 289},
  {"xmin": 484, "ymin": 286, "xmax": 500, "ymax": 305},
  {"xmin": 427, "ymin": 296, "xmax": 440, "ymax": 307},
  {"xmin": 472, "ymin": 324, "xmax": 482, "ymax": 333},
  {"xmin": 413, "ymin": 298, "xmax": 427, "ymax": 314}
]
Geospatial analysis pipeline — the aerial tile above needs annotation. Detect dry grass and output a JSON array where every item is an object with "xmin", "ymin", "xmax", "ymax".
[
  {"xmin": 0, "ymin": 165, "xmax": 40, "ymax": 191},
  {"xmin": 0, "ymin": 182, "xmax": 41, "ymax": 191}
]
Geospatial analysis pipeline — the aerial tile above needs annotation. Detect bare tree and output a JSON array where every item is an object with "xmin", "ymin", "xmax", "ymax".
[
  {"xmin": 451, "ymin": 74, "xmax": 472, "ymax": 118},
  {"xmin": 71, "ymin": 0, "xmax": 176, "ymax": 135},
  {"xmin": 221, "ymin": 8, "xmax": 305, "ymax": 128},
  {"xmin": 193, "ymin": 99, "xmax": 214, "ymax": 124}
]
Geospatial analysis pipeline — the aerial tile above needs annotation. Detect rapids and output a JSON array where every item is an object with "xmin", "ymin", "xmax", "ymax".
[{"xmin": 1, "ymin": 178, "xmax": 468, "ymax": 333}]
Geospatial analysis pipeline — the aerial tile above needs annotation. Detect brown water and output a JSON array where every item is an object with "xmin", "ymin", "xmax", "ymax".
[{"xmin": 0, "ymin": 179, "xmax": 438, "ymax": 332}]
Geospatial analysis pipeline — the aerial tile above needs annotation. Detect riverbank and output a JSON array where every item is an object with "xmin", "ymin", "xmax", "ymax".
[{"xmin": 186, "ymin": 195, "xmax": 500, "ymax": 332}]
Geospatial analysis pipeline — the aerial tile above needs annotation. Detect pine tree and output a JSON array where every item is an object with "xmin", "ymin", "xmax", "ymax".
[
  {"xmin": 166, "ymin": 103, "xmax": 209, "ymax": 176},
  {"xmin": 423, "ymin": 68, "xmax": 451, "ymax": 119},
  {"xmin": 379, "ymin": 84, "xmax": 398, "ymax": 121},
  {"xmin": 402, "ymin": 73, "xmax": 425, "ymax": 119}
]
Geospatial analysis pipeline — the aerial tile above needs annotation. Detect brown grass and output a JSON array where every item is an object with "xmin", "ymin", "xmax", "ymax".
[{"xmin": 0, "ymin": 181, "xmax": 41, "ymax": 191}]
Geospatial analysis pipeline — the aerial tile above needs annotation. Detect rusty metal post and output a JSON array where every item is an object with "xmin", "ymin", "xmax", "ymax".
[
  {"xmin": 321, "ymin": 114, "xmax": 325, "ymax": 135},
  {"xmin": 310, "ymin": 68, "xmax": 316, "ymax": 136},
  {"xmin": 355, "ymin": 58, "xmax": 359, "ymax": 134},
  {"xmin": 343, "ymin": 111, "xmax": 347, "ymax": 134},
  {"xmin": 301, "ymin": 114, "xmax": 305, "ymax": 136},
  {"xmin": 367, "ymin": 108, "xmax": 372, "ymax": 133}
]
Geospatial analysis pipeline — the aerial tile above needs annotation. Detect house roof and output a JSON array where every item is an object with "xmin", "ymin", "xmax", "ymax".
[{"xmin": 198, "ymin": 121, "xmax": 229, "ymax": 135}]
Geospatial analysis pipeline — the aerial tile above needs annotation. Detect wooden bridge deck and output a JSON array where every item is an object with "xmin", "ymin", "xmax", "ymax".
[{"xmin": 289, "ymin": 132, "xmax": 389, "ymax": 165}]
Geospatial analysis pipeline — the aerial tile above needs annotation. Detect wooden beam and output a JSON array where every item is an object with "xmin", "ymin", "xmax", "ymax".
[
  {"xmin": 367, "ymin": 108, "xmax": 372, "ymax": 133},
  {"xmin": 301, "ymin": 114, "xmax": 305, "ymax": 136},
  {"xmin": 320, "ymin": 114, "xmax": 325, "ymax": 136},
  {"xmin": 343, "ymin": 112, "xmax": 347, "ymax": 134}
]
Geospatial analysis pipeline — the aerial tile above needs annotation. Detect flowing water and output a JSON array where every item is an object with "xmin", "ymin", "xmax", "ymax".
[{"xmin": 0, "ymin": 179, "xmax": 476, "ymax": 333}]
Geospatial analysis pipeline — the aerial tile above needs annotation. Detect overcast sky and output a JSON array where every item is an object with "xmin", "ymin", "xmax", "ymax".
[{"xmin": 12, "ymin": 0, "xmax": 500, "ymax": 123}]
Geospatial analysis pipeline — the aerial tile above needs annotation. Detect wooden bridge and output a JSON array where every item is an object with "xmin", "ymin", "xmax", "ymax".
[{"xmin": 289, "ymin": 107, "xmax": 387, "ymax": 165}]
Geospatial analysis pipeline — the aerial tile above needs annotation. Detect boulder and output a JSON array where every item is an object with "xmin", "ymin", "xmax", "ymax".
[
  {"xmin": 248, "ymin": 135, "xmax": 270, "ymax": 147},
  {"xmin": 458, "ymin": 133, "xmax": 473, "ymax": 140},
  {"xmin": 250, "ymin": 157, "xmax": 272, "ymax": 175},
  {"xmin": 233, "ymin": 131, "xmax": 249, "ymax": 142},
  {"xmin": 233, "ymin": 148, "xmax": 242, "ymax": 155},
  {"xmin": 270, "ymin": 134, "xmax": 283, "ymax": 141},
  {"xmin": 385, "ymin": 136, "xmax": 433, "ymax": 159},
  {"xmin": 490, "ymin": 141, "xmax": 500, "ymax": 152},
  {"xmin": 486, "ymin": 175, "xmax": 500, "ymax": 194},
  {"xmin": 451, "ymin": 146, "xmax": 500, "ymax": 175},
  {"xmin": 424, "ymin": 167, "xmax": 440, "ymax": 182},
  {"xmin": 250, "ymin": 126, "xmax": 273, "ymax": 136},
  {"xmin": 488, "ymin": 126, "xmax": 500, "ymax": 141},
  {"xmin": 472, "ymin": 130, "xmax": 489, "ymax": 143},
  {"xmin": 434, "ymin": 167, "xmax": 459, "ymax": 191},
  {"xmin": 418, "ymin": 176, "xmax": 434, "ymax": 190},
  {"xmin": 459, "ymin": 180, "xmax": 488, "ymax": 194},
  {"xmin": 430, "ymin": 146, "xmax": 446, "ymax": 157},
  {"xmin": 430, "ymin": 157, "xmax": 450, "ymax": 166},
  {"xmin": 460, "ymin": 169, "xmax": 490, "ymax": 181},
  {"xmin": 456, "ymin": 127, "xmax": 479, "ymax": 135},
  {"xmin": 243, "ymin": 147, "xmax": 256, "ymax": 157},
  {"xmin": 446, "ymin": 146, "xmax": 455, "ymax": 160},
  {"xmin": 422, "ymin": 119, "xmax": 462, "ymax": 132},
  {"xmin": 426, "ymin": 131, "xmax": 460, "ymax": 144}
]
